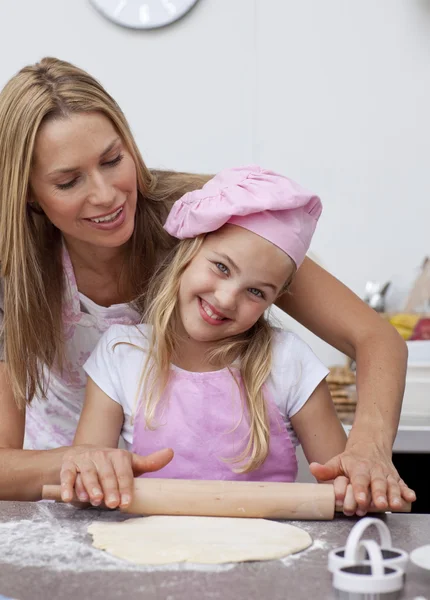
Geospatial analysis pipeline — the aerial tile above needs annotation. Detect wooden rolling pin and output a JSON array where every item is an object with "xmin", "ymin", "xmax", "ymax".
[{"xmin": 42, "ymin": 478, "xmax": 411, "ymax": 521}]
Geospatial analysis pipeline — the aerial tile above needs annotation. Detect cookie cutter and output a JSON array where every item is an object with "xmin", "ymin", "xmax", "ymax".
[
  {"xmin": 332, "ymin": 539, "xmax": 404, "ymax": 598},
  {"xmin": 328, "ymin": 517, "xmax": 409, "ymax": 574}
]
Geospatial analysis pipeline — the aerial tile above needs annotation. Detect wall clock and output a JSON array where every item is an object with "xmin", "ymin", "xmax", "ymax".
[{"xmin": 89, "ymin": 0, "xmax": 200, "ymax": 30}]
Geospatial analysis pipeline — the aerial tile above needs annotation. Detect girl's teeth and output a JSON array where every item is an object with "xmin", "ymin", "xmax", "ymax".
[
  {"xmin": 202, "ymin": 300, "xmax": 224, "ymax": 320},
  {"xmin": 90, "ymin": 207, "xmax": 122, "ymax": 223}
]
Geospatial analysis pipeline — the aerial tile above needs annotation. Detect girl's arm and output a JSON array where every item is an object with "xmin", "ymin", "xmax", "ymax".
[
  {"xmin": 290, "ymin": 380, "xmax": 347, "ymax": 467},
  {"xmin": 289, "ymin": 379, "xmax": 357, "ymax": 515},
  {"xmin": 289, "ymin": 377, "xmax": 362, "ymax": 517},
  {"xmin": 60, "ymin": 377, "xmax": 173, "ymax": 509},
  {"xmin": 73, "ymin": 377, "xmax": 124, "ymax": 447},
  {"xmin": 277, "ymin": 257, "xmax": 415, "ymax": 512}
]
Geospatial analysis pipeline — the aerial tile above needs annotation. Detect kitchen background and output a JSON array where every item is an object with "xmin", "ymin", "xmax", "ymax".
[{"xmin": 1, "ymin": 0, "xmax": 429, "ymax": 505}]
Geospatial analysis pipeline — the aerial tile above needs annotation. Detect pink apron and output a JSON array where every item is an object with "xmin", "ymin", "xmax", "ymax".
[{"xmin": 132, "ymin": 365, "xmax": 297, "ymax": 482}]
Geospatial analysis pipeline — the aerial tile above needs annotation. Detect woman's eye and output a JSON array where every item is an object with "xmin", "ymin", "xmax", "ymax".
[
  {"xmin": 249, "ymin": 287, "xmax": 264, "ymax": 298},
  {"xmin": 56, "ymin": 178, "xmax": 78, "ymax": 190},
  {"xmin": 103, "ymin": 154, "xmax": 124, "ymax": 168},
  {"xmin": 55, "ymin": 154, "xmax": 123, "ymax": 190},
  {"xmin": 216, "ymin": 262, "xmax": 229, "ymax": 275}
]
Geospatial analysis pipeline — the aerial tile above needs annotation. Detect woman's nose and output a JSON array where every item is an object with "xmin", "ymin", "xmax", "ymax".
[{"xmin": 86, "ymin": 172, "xmax": 115, "ymax": 207}]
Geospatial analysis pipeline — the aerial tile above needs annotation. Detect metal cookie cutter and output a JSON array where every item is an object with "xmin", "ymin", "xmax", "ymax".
[
  {"xmin": 332, "ymin": 539, "xmax": 404, "ymax": 599},
  {"xmin": 328, "ymin": 517, "xmax": 409, "ymax": 574}
]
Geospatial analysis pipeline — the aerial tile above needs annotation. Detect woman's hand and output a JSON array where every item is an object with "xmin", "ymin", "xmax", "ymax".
[
  {"xmin": 310, "ymin": 441, "xmax": 416, "ymax": 515},
  {"xmin": 60, "ymin": 446, "xmax": 173, "ymax": 509}
]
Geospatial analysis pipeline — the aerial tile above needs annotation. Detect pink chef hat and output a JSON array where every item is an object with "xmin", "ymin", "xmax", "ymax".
[{"xmin": 164, "ymin": 165, "xmax": 322, "ymax": 267}]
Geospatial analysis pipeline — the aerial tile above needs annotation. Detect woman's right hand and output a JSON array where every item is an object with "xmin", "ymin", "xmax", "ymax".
[{"xmin": 60, "ymin": 446, "xmax": 174, "ymax": 509}]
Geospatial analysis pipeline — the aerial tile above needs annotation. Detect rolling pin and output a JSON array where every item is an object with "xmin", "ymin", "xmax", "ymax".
[{"xmin": 42, "ymin": 478, "xmax": 411, "ymax": 521}]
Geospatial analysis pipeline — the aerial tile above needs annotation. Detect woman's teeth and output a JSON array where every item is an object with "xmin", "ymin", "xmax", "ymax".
[
  {"xmin": 90, "ymin": 207, "xmax": 123, "ymax": 223},
  {"xmin": 201, "ymin": 299, "xmax": 225, "ymax": 320}
]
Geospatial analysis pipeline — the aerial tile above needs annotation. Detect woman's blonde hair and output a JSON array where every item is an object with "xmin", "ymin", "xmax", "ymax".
[
  {"xmin": 136, "ymin": 236, "xmax": 293, "ymax": 473},
  {"xmin": 0, "ymin": 57, "xmax": 210, "ymax": 408}
]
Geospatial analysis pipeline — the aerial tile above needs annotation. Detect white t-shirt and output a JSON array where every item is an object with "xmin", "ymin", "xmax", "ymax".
[{"xmin": 84, "ymin": 324, "xmax": 329, "ymax": 450}]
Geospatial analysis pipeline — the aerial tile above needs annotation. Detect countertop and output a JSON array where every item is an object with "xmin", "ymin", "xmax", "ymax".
[{"xmin": 0, "ymin": 502, "xmax": 429, "ymax": 600}]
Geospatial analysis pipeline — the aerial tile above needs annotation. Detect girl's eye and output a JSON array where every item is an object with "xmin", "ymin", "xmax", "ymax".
[
  {"xmin": 249, "ymin": 287, "xmax": 264, "ymax": 299},
  {"xmin": 103, "ymin": 153, "xmax": 124, "ymax": 168},
  {"xmin": 216, "ymin": 262, "xmax": 229, "ymax": 275}
]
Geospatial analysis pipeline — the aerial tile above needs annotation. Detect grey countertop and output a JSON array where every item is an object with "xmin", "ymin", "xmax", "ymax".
[{"xmin": 0, "ymin": 501, "xmax": 429, "ymax": 600}]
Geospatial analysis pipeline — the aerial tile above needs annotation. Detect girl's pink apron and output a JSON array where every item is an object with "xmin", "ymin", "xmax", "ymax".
[{"xmin": 132, "ymin": 365, "xmax": 297, "ymax": 482}]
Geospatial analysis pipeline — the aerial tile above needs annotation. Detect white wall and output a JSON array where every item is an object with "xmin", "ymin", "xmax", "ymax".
[{"xmin": 1, "ymin": 0, "xmax": 430, "ymax": 366}]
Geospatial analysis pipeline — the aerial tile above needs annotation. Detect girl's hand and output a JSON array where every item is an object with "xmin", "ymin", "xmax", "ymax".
[
  {"xmin": 60, "ymin": 446, "xmax": 173, "ymax": 509},
  {"xmin": 331, "ymin": 475, "xmax": 365, "ymax": 516},
  {"xmin": 311, "ymin": 474, "xmax": 362, "ymax": 516},
  {"xmin": 310, "ymin": 441, "xmax": 416, "ymax": 514}
]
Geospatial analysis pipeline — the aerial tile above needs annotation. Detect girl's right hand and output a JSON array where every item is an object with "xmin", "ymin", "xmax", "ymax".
[{"xmin": 60, "ymin": 446, "xmax": 174, "ymax": 509}]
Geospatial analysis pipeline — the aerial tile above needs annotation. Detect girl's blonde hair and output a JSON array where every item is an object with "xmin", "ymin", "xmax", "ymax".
[
  {"xmin": 0, "ymin": 57, "xmax": 211, "ymax": 408},
  {"xmin": 137, "ymin": 236, "xmax": 293, "ymax": 473}
]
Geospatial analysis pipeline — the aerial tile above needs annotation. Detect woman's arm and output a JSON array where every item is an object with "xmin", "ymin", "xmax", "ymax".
[
  {"xmin": 0, "ymin": 365, "xmax": 172, "ymax": 502},
  {"xmin": 60, "ymin": 377, "xmax": 173, "ymax": 510},
  {"xmin": 0, "ymin": 363, "xmax": 69, "ymax": 500},
  {"xmin": 277, "ymin": 257, "xmax": 415, "ymax": 512}
]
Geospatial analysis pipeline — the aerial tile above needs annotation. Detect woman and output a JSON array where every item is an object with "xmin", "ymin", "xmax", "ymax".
[{"xmin": 0, "ymin": 57, "xmax": 414, "ymax": 514}]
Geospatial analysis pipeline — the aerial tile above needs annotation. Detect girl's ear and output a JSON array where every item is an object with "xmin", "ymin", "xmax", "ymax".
[
  {"xmin": 279, "ymin": 283, "xmax": 292, "ymax": 298},
  {"xmin": 279, "ymin": 267, "xmax": 296, "ymax": 297}
]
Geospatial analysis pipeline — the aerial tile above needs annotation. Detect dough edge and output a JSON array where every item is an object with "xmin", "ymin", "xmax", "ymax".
[{"xmin": 87, "ymin": 516, "xmax": 313, "ymax": 565}]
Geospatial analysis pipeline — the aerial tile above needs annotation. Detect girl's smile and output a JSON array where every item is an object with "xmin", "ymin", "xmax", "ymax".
[{"xmin": 198, "ymin": 297, "xmax": 231, "ymax": 325}]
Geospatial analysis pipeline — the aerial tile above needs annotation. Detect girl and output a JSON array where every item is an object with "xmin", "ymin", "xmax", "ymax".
[{"xmin": 68, "ymin": 166, "xmax": 347, "ymax": 509}]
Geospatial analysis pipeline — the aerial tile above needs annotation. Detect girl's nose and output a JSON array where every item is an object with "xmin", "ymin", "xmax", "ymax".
[{"xmin": 214, "ymin": 287, "xmax": 238, "ymax": 312}]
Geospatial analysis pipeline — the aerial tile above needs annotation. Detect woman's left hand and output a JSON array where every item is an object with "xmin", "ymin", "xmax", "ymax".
[{"xmin": 309, "ymin": 439, "xmax": 416, "ymax": 515}]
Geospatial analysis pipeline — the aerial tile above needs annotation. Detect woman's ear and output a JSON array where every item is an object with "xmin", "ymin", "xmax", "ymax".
[{"xmin": 27, "ymin": 195, "xmax": 44, "ymax": 215}]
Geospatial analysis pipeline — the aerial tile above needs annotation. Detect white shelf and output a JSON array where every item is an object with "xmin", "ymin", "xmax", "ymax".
[{"xmin": 344, "ymin": 414, "xmax": 430, "ymax": 453}]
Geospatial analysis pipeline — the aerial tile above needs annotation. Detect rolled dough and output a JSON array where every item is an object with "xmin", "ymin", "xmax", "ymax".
[{"xmin": 87, "ymin": 516, "xmax": 312, "ymax": 564}]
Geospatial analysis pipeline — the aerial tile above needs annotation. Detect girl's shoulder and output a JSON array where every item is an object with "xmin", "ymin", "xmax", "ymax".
[
  {"xmin": 100, "ymin": 323, "xmax": 153, "ymax": 355},
  {"xmin": 270, "ymin": 327, "xmax": 327, "ymax": 379},
  {"xmin": 268, "ymin": 327, "xmax": 329, "ymax": 419},
  {"xmin": 271, "ymin": 328, "xmax": 315, "ymax": 366}
]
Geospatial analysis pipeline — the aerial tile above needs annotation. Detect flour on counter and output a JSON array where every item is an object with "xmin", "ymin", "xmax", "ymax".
[
  {"xmin": 0, "ymin": 505, "xmax": 234, "ymax": 573},
  {"xmin": 0, "ymin": 506, "xmax": 324, "ymax": 573},
  {"xmin": 280, "ymin": 538, "xmax": 329, "ymax": 567}
]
